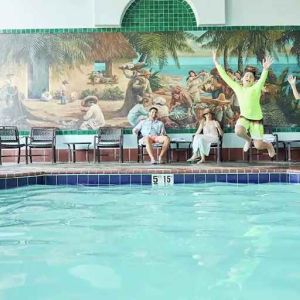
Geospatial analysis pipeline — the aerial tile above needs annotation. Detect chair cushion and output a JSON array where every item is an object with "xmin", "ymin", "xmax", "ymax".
[
  {"xmin": 0, "ymin": 143, "xmax": 25, "ymax": 148},
  {"xmin": 263, "ymin": 134, "xmax": 276, "ymax": 143},
  {"xmin": 28, "ymin": 142, "xmax": 53, "ymax": 148}
]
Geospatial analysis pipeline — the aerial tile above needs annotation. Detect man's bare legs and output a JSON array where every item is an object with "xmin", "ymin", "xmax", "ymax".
[
  {"xmin": 143, "ymin": 136, "xmax": 156, "ymax": 163},
  {"xmin": 144, "ymin": 136, "xmax": 170, "ymax": 163},
  {"xmin": 156, "ymin": 136, "xmax": 170, "ymax": 163},
  {"xmin": 235, "ymin": 125, "xmax": 252, "ymax": 152}
]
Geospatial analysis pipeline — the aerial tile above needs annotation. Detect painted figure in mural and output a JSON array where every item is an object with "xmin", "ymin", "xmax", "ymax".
[
  {"xmin": 187, "ymin": 108, "xmax": 223, "ymax": 164},
  {"xmin": 60, "ymin": 80, "xmax": 69, "ymax": 105},
  {"xmin": 169, "ymin": 86, "xmax": 193, "ymax": 126},
  {"xmin": 136, "ymin": 69, "xmax": 152, "ymax": 94},
  {"xmin": 287, "ymin": 75, "xmax": 300, "ymax": 109},
  {"xmin": 133, "ymin": 107, "xmax": 170, "ymax": 164},
  {"xmin": 121, "ymin": 68, "xmax": 152, "ymax": 115},
  {"xmin": 213, "ymin": 51, "xmax": 276, "ymax": 158},
  {"xmin": 2, "ymin": 74, "xmax": 19, "ymax": 107},
  {"xmin": 40, "ymin": 89, "xmax": 52, "ymax": 101},
  {"xmin": 186, "ymin": 70, "xmax": 202, "ymax": 103},
  {"xmin": 153, "ymin": 96, "xmax": 178, "ymax": 128},
  {"xmin": 80, "ymin": 96, "xmax": 105, "ymax": 130},
  {"xmin": 127, "ymin": 94, "xmax": 153, "ymax": 126}
]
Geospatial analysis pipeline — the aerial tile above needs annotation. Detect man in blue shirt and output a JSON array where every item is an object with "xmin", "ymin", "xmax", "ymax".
[{"xmin": 133, "ymin": 107, "xmax": 170, "ymax": 164}]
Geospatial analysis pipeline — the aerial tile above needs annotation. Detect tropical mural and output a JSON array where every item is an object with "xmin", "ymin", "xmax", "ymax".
[{"xmin": 0, "ymin": 30, "xmax": 299, "ymax": 130}]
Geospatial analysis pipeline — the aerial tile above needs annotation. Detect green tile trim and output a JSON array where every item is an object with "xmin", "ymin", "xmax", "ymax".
[
  {"xmin": 273, "ymin": 127, "xmax": 300, "ymax": 132},
  {"xmin": 19, "ymin": 127, "xmax": 300, "ymax": 136},
  {"xmin": 1, "ymin": 26, "xmax": 300, "ymax": 34}
]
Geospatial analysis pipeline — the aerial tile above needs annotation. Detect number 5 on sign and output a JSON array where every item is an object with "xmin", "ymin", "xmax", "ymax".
[{"xmin": 152, "ymin": 174, "xmax": 174, "ymax": 186}]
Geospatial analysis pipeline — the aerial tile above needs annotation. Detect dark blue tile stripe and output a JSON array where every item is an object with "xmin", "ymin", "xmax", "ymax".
[{"xmin": 0, "ymin": 172, "xmax": 299, "ymax": 189}]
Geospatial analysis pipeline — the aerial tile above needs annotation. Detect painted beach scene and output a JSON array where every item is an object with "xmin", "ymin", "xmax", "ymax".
[{"xmin": 0, "ymin": 30, "xmax": 299, "ymax": 130}]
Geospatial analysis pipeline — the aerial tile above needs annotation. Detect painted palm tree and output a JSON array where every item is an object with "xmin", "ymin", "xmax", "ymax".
[
  {"xmin": 196, "ymin": 30, "xmax": 282, "ymax": 72},
  {"xmin": 277, "ymin": 29, "xmax": 300, "ymax": 65},
  {"xmin": 116, "ymin": 31, "xmax": 194, "ymax": 115},
  {"xmin": 0, "ymin": 33, "xmax": 136, "ymax": 98},
  {"xmin": 196, "ymin": 30, "xmax": 233, "ymax": 70},
  {"xmin": 234, "ymin": 30, "xmax": 281, "ymax": 63},
  {"xmin": 0, "ymin": 34, "xmax": 93, "ymax": 98},
  {"xmin": 124, "ymin": 31, "xmax": 194, "ymax": 69}
]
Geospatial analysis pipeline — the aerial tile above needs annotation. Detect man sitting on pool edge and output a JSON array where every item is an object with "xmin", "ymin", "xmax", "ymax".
[{"xmin": 133, "ymin": 106, "xmax": 170, "ymax": 164}]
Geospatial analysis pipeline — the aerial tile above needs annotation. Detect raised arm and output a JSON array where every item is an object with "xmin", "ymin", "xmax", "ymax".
[
  {"xmin": 215, "ymin": 121, "xmax": 223, "ymax": 136},
  {"xmin": 288, "ymin": 75, "xmax": 300, "ymax": 100},
  {"xmin": 255, "ymin": 55, "xmax": 272, "ymax": 90},
  {"xmin": 212, "ymin": 51, "xmax": 240, "ymax": 90}
]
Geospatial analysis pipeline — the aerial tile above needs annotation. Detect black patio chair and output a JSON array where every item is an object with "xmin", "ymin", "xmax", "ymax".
[
  {"xmin": 94, "ymin": 127, "xmax": 124, "ymax": 163},
  {"xmin": 0, "ymin": 126, "xmax": 26, "ymax": 165},
  {"xmin": 190, "ymin": 132, "xmax": 223, "ymax": 164},
  {"xmin": 137, "ymin": 131, "xmax": 170, "ymax": 163},
  {"xmin": 26, "ymin": 127, "xmax": 57, "ymax": 163}
]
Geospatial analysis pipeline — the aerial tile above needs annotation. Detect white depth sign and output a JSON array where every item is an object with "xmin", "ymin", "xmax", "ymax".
[{"xmin": 151, "ymin": 174, "xmax": 174, "ymax": 186}]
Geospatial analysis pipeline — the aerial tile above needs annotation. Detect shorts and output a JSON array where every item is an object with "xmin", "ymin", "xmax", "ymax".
[
  {"xmin": 236, "ymin": 117, "xmax": 264, "ymax": 140},
  {"xmin": 139, "ymin": 135, "xmax": 161, "ymax": 145}
]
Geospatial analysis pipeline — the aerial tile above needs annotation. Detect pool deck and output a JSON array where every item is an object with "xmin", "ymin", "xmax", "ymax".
[{"xmin": 1, "ymin": 161, "xmax": 299, "ymax": 178}]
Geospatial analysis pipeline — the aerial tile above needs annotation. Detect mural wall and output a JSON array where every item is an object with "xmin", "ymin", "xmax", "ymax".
[{"xmin": 0, "ymin": 30, "xmax": 299, "ymax": 130}]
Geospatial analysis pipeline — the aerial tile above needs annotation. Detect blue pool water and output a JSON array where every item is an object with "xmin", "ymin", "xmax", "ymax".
[{"xmin": 0, "ymin": 184, "xmax": 300, "ymax": 300}]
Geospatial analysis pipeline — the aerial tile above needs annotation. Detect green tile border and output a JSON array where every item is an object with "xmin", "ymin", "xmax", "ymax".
[
  {"xmin": 1, "ymin": 26, "xmax": 300, "ymax": 34},
  {"xmin": 18, "ymin": 127, "xmax": 300, "ymax": 136}
]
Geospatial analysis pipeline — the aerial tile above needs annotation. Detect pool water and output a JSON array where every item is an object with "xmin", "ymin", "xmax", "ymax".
[{"xmin": 0, "ymin": 184, "xmax": 300, "ymax": 300}]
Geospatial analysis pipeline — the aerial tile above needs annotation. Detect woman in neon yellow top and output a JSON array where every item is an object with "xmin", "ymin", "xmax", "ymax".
[{"xmin": 212, "ymin": 51, "xmax": 275, "ymax": 158}]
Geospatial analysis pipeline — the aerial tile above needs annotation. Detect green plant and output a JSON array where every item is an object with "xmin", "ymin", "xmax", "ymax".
[
  {"xmin": 149, "ymin": 70, "xmax": 163, "ymax": 92},
  {"xmin": 80, "ymin": 89, "xmax": 101, "ymax": 99},
  {"xmin": 101, "ymin": 86, "xmax": 124, "ymax": 100}
]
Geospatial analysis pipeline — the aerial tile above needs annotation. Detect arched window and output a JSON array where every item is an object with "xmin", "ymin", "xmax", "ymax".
[{"xmin": 121, "ymin": 0, "xmax": 197, "ymax": 31}]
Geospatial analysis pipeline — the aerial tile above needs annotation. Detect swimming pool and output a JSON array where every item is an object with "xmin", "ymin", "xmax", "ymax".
[{"xmin": 0, "ymin": 184, "xmax": 300, "ymax": 299}]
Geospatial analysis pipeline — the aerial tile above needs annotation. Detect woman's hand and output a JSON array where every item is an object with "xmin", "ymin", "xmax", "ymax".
[
  {"xmin": 262, "ymin": 55, "xmax": 273, "ymax": 70},
  {"xmin": 288, "ymin": 74, "xmax": 297, "ymax": 86}
]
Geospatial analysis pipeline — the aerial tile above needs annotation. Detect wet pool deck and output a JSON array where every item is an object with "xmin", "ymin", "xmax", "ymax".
[{"xmin": 1, "ymin": 161, "xmax": 299, "ymax": 178}]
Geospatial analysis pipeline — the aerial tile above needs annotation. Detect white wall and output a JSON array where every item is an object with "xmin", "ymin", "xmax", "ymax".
[
  {"xmin": 226, "ymin": 0, "xmax": 300, "ymax": 26},
  {"xmin": 0, "ymin": 0, "xmax": 95, "ymax": 29},
  {"xmin": 0, "ymin": 0, "xmax": 299, "ymax": 29}
]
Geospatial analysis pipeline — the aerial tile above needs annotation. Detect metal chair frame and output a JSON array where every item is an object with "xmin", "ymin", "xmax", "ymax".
[
  {"xmin": 26, "ymin": 127, "xmax": 57, "ymax": 163},
  {"xmin": 94, "ymin": 127, "xmax": 124, "ymax": 163},
  {"xmin": 0, "ymin": 126, "xmax": 26, "ymax": 165}
]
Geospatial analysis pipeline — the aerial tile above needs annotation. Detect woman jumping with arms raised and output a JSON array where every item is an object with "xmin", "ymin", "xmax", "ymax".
[{"xmin": 212, "ymin": 51, "xmax": 275, "ymax": 158}]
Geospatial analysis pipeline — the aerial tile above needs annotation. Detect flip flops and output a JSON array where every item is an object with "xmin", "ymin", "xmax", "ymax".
[{"xmin": 158, "ymin": 159, "xmax": 166, "ymax": 164}]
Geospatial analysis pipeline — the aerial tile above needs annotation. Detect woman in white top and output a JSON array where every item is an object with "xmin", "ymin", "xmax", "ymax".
[{"xmin": 187, "ymin": 108, "xmax": 223, "ymax": 163}]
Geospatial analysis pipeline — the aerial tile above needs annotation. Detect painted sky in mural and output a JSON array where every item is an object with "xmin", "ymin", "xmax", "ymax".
[{"xmin": 0, "ymin": 30, "xmax": 299, "ymax": 130}]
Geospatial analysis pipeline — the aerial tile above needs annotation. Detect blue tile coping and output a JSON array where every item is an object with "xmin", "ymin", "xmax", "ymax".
[{"xmin": 0, "ymin": 172, "xmax": 299, "ymax": 189}]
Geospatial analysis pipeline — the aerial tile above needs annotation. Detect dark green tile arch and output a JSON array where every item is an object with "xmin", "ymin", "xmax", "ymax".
[{"xmin": 121, "ymin": 0, "xmax": 197, "ymax": 31}]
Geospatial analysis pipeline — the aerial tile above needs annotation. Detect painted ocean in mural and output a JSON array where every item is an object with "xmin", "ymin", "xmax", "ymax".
[{"xmin": 0, "ymin": 30, "xmax": 299, "ymax": 129}]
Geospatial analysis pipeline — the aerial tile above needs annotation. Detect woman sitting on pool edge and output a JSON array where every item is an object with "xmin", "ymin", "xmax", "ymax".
[{"xmin": 187, "ymin": 108, "xmax": 223, "ymax": 164}]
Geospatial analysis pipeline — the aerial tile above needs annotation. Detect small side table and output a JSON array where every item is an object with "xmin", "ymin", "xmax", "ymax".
[
  {"xmin": 64, "ymin": 142, "xmax": 91, "ymax": 163},
  {"xmin": 170, "ymin": 139, "xmax": 192, "ymax": 162}
]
